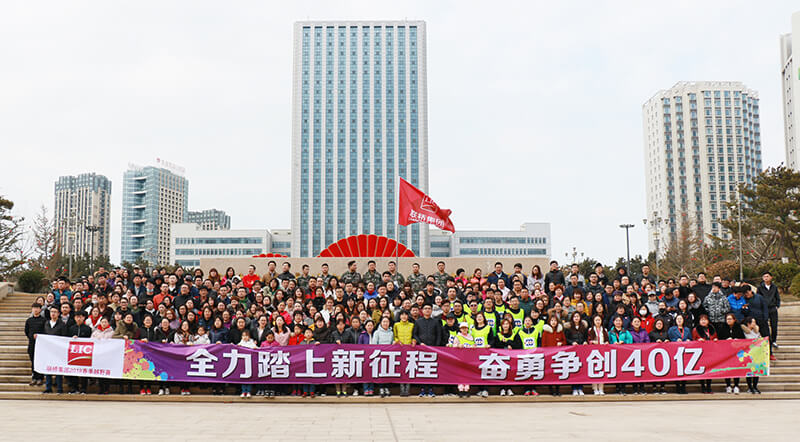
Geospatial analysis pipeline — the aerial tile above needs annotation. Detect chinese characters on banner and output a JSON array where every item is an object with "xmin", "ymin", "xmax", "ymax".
[
  {"xmin": 34, "ymin": 335, "xmax": 769, "ymax": 385},
  {"xmin": 34, "ymin": 336, "xmax": 769, "ymax": 385}
]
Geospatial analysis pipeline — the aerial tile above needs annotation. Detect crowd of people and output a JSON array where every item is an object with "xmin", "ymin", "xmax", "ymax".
[{"xmin": 23, "ymin": 259, "xmax": 780, "ymax": 398}]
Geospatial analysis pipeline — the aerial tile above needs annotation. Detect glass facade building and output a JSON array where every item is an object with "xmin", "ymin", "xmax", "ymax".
[
  {"xmin": 187, "ymin": 209, "xmax": 230, "ymax": 230},
  {"xmin": 54, "ymin": 173, "xmax": 111, "ymax": 259},
  {"xmin": 643, "ymin": 82, "xmax": 762, "ymax": 254},
  {"xmin": 121, "ymin": 165, "xmax": 188, "ymax": 265},
  {"xmin": 291, "ymin": 21, "xmax": 429, "ymax": 257}
]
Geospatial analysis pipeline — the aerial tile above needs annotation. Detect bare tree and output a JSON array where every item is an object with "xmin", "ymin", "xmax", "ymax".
[{"xmin": 0, "ymin": 196, "xmax": 27, "ymax": 278}]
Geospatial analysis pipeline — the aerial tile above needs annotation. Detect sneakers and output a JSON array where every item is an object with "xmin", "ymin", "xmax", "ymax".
[
  {"xmin": 380, "ymin": 388, "xmax": 387, "ymax": 398},
  {"xmin": 531, "ymin": 389, "xmax": 539, "ymax": 396},
  {"xmin": 146, "ymin": 389, "xmax": 152, "ymax": 395},
  {"xmin": 352, "ymin": 390, "xmax": 359, "ymax": 397},
  {"xmin": 772, "ymin": 343, "xmax": 779, "ymax": 350},
  {"xmin": 481, "ymin": 390, "xmax": 489, "ymax": 398},
  {"xmin": 572, "ymin": 389, "xmax": 579, "ymax": 396},
  {"xmin": 164, "ymin": 388, "xmax": 170, "ymax": 395},
  {"xmin": 578, "ymin": 390, "xmax": 585, "ymax": 396},
  {"xmin": 734, "ymin": 386, "xmax": 740, "ymax": 394},
  {"xmin": 240, "ymin": 392, "xmax": 246, "ymax": 398},
  {"xmin": 524, "ymin": 390, "xmax": 531, "ymax": 396},
  {"xmin": 140, "ymin": 389, "xmax": 146, "ymax": 395},
  {"xmin": 506, "ymin": 389, "xmax": 513, "ymax": 396},
  {"xmin": 427, "ymin": 390, "xmax": 435, "ymax": 398},
  {"xmin": 726, "ymin": 386, "xmax": 732, "ymax": 394},
  {"xmin": 158, "ymin": 388, "xmax": 164, "ymax": 396},
  {"xmin": 499, "ymin": 389, "xmax": 506, "ymax": 396}
]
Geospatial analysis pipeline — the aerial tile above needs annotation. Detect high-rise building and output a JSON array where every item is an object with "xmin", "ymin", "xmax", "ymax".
[
  {"xmin": 781, "ymin": 11, "xmax": 800, "ymax": 170},
  {"xmin": 187, "ymin": 209, "xmax": 230, "ymax": 230},
  {"xmin": 54, "ymin": 173, "xmax": 111, "ymax": 259},
  {"xmin": 290, "ymin": 21, "xmax": 429, "ymax": 257},
  {"xmin": 121, "ymin": 165, "xmax": 188, "ymax": 266},
  {"xmin": 643, "ymin": 82, "xmax": 762, "ymax": 254}
]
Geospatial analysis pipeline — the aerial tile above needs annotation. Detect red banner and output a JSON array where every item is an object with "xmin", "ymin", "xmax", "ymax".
[
  {"xmin": 35, "ymin": 336, "xmax": 769, "ymax": 384},
  {"xmin": 398, "ymin": 178, "xmax": 455, "ymax": 232}
]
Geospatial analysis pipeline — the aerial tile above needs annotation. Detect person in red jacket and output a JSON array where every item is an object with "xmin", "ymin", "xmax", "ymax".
[
  {"xmin": 541, "ymin": 314, "xmax": 566, "ymax": 396},
  {"xmin": 242, "ymin": 265, "xmax": 259, "ymax": 289},
  {"xmin": 692, "ymin": 314, "xmax": 718, "ymax": 394}
]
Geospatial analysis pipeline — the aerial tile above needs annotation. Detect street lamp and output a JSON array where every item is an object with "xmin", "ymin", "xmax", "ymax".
[
  {"xmin": 85, "ymin": 225, "xmax": 100, "ymax": 273},
  {"xmin": 619, "ymin": 224, "xmax": 635, "ymax": 277},
  {"xmin": 735, "ymin": 188, "xmax": 744, "ymax": 281},
  {"xmin": 643, "ymin": 212, "xmax": 663, "ymax": 278}
]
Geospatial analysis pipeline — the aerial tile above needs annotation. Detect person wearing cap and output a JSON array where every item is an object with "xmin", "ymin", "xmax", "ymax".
[{"xmin": 453, "ymin": 321, "xmax": 474, "ymax": 398}]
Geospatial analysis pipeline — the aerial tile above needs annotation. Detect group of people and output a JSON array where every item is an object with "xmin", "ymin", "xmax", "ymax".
[{"xmin": 24, "ymin": 259, "xmax": 780, "ymax": 398}]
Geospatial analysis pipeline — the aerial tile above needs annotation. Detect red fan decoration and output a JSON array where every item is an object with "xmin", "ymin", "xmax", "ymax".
[
  {"xmin": 317, "ymin": 234, "xmax": 415, "ymax": 258},
  {"xmin": 252, "ymin": 253, "xmax": 288, "ymax": 258}
]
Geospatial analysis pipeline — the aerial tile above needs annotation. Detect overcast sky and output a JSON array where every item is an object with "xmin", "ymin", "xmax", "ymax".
[{"xmin": 0, "ymin": 1, "xmax": 796, "ymax": 266}]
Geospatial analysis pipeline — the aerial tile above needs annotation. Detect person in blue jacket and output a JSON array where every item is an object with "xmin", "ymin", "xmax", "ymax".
[
  {"xmin": 608, "ymin": 316, "xmax": 633, "ymax": 395},
  {"xmin": 668, "ymin": 314, "xmax": 692, "ymax": 394},
  {"xmin": 727, "ymin": 286, "xmax": 747, "ymax": 321}
]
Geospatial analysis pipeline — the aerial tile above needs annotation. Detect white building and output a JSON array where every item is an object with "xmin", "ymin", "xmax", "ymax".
[
  {"xmin": 428, "ymin": 223, "xmax": 551, "ymax": 258},
  {"xmin": 170, "ymin": 223, "xmax": 270, "ymax": 268},
  {"xmin": 290, "ymin": 21, "xmax": 430, "ymax": 257},
  {"xmin": 643, "ymin": 82, "xmax": 762, "ymax": 254},
  {"xmin": 269, "ymin": 229, "xmax": 292, "ymax": 257},
  {"xmin": 54, "ymin": 173, "xmax": 111, "ymax": 259},
  {"xmin": 187, "ymin": 209, "xmax": 230, "ymax": 230},
  {"xmin": 781, "ymin": 12, "xmax": 800, "ymax": 170}
]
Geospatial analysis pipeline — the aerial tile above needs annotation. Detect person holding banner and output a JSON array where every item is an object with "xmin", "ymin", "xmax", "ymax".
[
  {"xmin": 668, "ymin": 314, "xmax": 693, "ymax": 394},
  {"xmin": 693, "ymin": 314, "xmax": 718, "ymax": 394},
  {"xmin": 588, "ymin": 314, "xmax": 609, "ymax": 395},
  {"xmin": 43, "ymin": 307, "xmax": 66, "ymax": 394},
  {"xmin": 609, "ymin": 316, "xmax": 633, "ymax": 395},
  {"xmin": 454, "ymin": 322, "xmax": 474, "ymax": 398},
  {"xmin": 742, "ymin": 317, "xmax": 762, "ymax": 394},
  {"xmin": 718, "ymin": 313, "xmax": 745, "ymax": 394},
  {"xmin": 371, "ymin": 317, "xmax": 394, "ymax": 398},
  {"xmin": 24, "ymin": 303, "xmax": 45, "ymax": 387},
  {"xmin": 542, "ymin": 315, "xmax": 565, "ymax": 396},
  {"xmin": 237, "ymin": 330, "xmax": 257, "ymax": 398},
  {"xmin": 91, "ymin": 317, "xmax": 113, "ymax": 394}
]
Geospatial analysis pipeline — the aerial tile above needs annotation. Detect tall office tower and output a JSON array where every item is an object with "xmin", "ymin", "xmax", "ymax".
[
  {"xmin": 781, "ymin": 11, "xmax": 800, "ymax": 170},
  {"xmin": 643, "ymin": 82, "xmax": 762, "ymax": 254},
  {"xmin": 53, "ymin": 173, "xmax": 111, "ymax": 259},
  {"xmin": 187, "ymin": 209, "xmax": 230, "ymax": 230},
  {"xmin": 290, "ymin": 21, "xmax": 429, "ymax": 257},
  {"xmin": 121, "ymin": 165, "xmax": 188, "ymax": 266}
]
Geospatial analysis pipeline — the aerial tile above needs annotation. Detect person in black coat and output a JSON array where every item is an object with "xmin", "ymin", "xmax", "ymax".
[
  {"xmin": 66, "ymin": 311, "xmax": 92, "ymax": 394},
  {"xmin": 24, "ymin": 303, "xmax": 46, "ymax": 385},
  {"xmin": 43, "ymin": 307, "xmax": 66, "ymax": 393},
  {"xmin": 757, "ymin": 273, "xmax": 780, "ymax": 348},
  {"xmin": 412, "ymin": 304, "xmax": 443, "ymax": 346},
  {"xmin": 743, "ymin": 287, "xmax": 769, "ymax": 340},
  {"xmin": 717, "ymin": 313, "xmax": 746, "ymax": 393}
]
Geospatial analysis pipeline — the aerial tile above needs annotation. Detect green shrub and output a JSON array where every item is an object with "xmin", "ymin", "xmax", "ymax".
[
  {"xmin": 790, "ymin": 273, "xmax": 800, "ymax": 298},
  {"xmin": 16, "ymin": 270, "xmax": 46, "ymax": 293}
]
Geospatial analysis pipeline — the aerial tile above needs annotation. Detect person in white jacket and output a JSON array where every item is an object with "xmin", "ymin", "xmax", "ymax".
[
  {"xmin": 370, "ymin": 317, "xmax": 394, "ymax": 397},
  {"xmin": 238, "ymin": 330, "xmax": 257, "ymax": 398}
]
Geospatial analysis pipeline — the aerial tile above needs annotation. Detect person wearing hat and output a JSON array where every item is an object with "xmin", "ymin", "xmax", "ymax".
[{"xmin": 453, "ymin": 322, "xmax": 474, "ymax": 398}]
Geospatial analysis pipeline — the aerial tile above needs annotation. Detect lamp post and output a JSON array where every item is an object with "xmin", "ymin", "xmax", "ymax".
[
  {"xmin": 644, "ymin": 212, "xmax": 663, "ymax": 278},
  {"xmin": 736, "ymin": 188, "xmax": 744, "ymax": 281},
  {"xmin": 619, "ymin": 224, "xmax": 635, "ymax": 277},
  {"xmin": 85, "ymin": 225, "xmax": 100, "ymax": 273}
]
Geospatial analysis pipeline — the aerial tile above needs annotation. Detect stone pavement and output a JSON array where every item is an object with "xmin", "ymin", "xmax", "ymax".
[{"xmin": 0, "ymin": 399, "xmax": 795, "ymax": 441}]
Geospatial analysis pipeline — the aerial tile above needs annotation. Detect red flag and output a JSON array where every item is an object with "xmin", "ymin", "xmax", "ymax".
[{"xmin": 398, "ymin": 178, "xmax": 455, "ymax": 232}]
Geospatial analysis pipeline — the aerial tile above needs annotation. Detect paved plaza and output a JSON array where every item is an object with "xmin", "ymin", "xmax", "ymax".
[{"xmin": 0, "ymin": 399, "xmax": 795, "ymax": 441}]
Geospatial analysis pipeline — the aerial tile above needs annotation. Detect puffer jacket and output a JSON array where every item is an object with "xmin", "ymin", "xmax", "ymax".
[
  {"xmin": 702, "ymin": 291, "xmax": 731, "ymax": 323},
  {"xmin": 371, "ymin": 326, "xmax": 394, "ymax": 345}
]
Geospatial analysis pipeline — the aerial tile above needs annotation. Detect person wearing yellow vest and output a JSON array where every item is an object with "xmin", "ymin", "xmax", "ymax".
[
  {"xmin": 492, "ymin": 318, "xmax": 522, "ymax": 397},
  {"xmin": 465, "ymin": 299, "xmax": 481, "ymax": 326},
  {"xmin": 451, "ymin": 301, "xmax": 469, "ymax": 325},
  {"xmin": 517, "ymin": 315, "xmax": 545, "ymax": 397},
  {"xmin": 442, "ymin": 313, "xmax": 459, "ymax": 346},
  {"xmin": 491, "ymin": 290, "xmax": 506, "ymax": 317},
  {"xmin": 505, "ymin": 295, "xmax": 526, "ymax": 328},
  {"xmin": 453, "ymin": 322, "xmax": 474, "ymax": 398},
  {"xmin": 393, "ymin": 310, "xmax": 414, "ymax": 397},
  {"xmin": 471, "ymin": 312, "xmax": 496, "ymax": 398},
  {"xmin": 479, "ymin": 297, "xmax": 502, "ymax": 333}
]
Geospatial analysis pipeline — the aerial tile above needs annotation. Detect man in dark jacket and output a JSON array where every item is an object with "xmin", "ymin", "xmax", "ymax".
[
  {"xmin": 66, "ymin": 310, "xmax": 92, "ymax": 394},
  {"xmin": 743, "ymin": 285, "xmax": 769, "ymax": 340},
  {"xmin": 410, "ymin": 304, "xmax": 443, "ymax": 397},
  {"xmin": 544, "ymin": 260, "xmax": 565, "ymax": 293},
  {"xmin": 43, "ymin": 307, "xmax": 66, "ymax": 393},
  {"xmin": 757, "ymin": 272, "xmax": 780, "ymax": 348},
  {"xmin": 24, "ymin": 303, "xmax": 46, "ymax": 385}
]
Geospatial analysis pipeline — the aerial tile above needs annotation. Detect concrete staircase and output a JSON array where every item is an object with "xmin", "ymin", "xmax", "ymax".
[{"xmin": 1, "ymin": 291, "xmax": 799, "ymax": 402}]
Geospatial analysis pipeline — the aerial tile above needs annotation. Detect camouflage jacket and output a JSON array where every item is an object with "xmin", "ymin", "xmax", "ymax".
[
  {"xmin": 389, "ymin": 272, "xmax": 405, "ymax": 287},
  {"xmin": 340, "ymin": 271, "xmax": 362, "ymax": 287},
  {"xmin": 362, "ymin": 270, "xmax": 382, "ymax": 288},
  {"xmin": 406, "ymin": 272, "xmax": 427, "ymax": 293},
  {"xmin": 296, "ymin": 275, "xmax": 311, "ymax": 290},
  {"xmin": 433, "ymin": 271, "xmax": 450, "ymax": 291}
]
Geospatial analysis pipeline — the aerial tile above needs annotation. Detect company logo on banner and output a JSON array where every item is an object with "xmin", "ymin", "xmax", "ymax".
[{"xmin": 68, "ymin": 341, "xmax": 94, "ymax": 367}]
